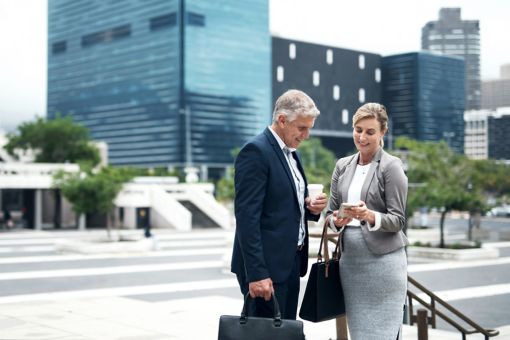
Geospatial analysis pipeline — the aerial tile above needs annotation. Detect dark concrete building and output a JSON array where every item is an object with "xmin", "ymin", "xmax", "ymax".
[
  {"xmin": 488, "ymin": 112, "xmax": 510, "ymax": 160},
  {"xmin": 272, "ymin": 37, "xmax": 382, "ymax": 157}
]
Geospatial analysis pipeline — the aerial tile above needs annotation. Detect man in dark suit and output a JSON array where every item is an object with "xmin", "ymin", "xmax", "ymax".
[{"xmin": 231, "ymin": 89, "xmax": 327, "ymax": 319}]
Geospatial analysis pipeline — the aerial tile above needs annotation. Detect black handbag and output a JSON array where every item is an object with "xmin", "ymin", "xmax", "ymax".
[
  {"xmin": 299, "ymin": 220, "xmax": 346, "ymax": 322},
  {"xmin": 218, "ymin": 293, "xmax": 305, "ymax": 340}
]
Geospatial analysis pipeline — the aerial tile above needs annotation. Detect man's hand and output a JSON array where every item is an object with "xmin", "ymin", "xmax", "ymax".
[
  {"xmin": 306, "ymin": 193, "xmax": 327, "ymax": 215},
  {"xmin": 249, "ymin": 278, "xmax": 274, "ymax": 301}
]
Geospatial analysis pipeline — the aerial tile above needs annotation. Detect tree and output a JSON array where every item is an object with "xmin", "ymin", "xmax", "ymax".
[
  {"xmin": 394, "ymin": 137, "xmax": 487, "ymax": 248},
  {"xmin": 54, "ymin": 167, "xmax": 135, "ymax": 238},
  {"xmin": 6, "ymin": 116, "xmax": 100, "ymax": 228},
  {"xmin": 5, "ymin": 116, "xmax": 100, "ymax": 166}
]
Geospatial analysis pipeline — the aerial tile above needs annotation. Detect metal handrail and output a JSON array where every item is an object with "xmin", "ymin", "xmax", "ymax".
[
  {"xmin": 308, "ymin": 231, "xmax": 499, "ymax": 340},
  {"xmin": 407, "ymin": 275, "xmax": 499, "ymax": 339}
]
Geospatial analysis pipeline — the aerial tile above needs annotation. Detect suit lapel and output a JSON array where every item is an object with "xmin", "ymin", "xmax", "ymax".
[
  {"xmin": 263, "ymin": 128, "xmax": 298, "ymax": 199},
  {"xmin": 341, "ymin": 154, "xmax": 358, "ymax": 201}
]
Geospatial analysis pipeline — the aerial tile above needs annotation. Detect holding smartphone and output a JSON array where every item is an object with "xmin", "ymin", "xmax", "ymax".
[{"xmin": 338, "ymin": 202, "xmax": 358, "ymax": 218}]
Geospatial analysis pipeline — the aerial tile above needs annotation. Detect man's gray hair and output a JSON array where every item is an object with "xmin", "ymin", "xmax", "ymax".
[{"xmin": 272, "ymin": 89, "xmax": 320, "ymax": 123}]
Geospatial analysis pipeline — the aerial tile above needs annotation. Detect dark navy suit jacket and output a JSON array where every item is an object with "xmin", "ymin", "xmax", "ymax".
[{"xmin": 231, "ymin": 128, "xmax": 320, "ymax": 284}]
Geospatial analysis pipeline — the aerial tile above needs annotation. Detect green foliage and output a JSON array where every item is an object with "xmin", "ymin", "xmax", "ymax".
[
  {"xmin": 393, "ymin": 136, "xmax": 507, "ymax": 247},
  {"xmin": 54, "ymin": 167, "xmax": 135, "ymax": 215},
  {"xmin": 214, "ymin": 138, "xmax": 337, "ymax": 202},
  {"xmin": 5, "ymin": 115, "xmax": 100, "ymax": 166},
  {"xmin": 215, "ymin": 171, "xmax": 235, "ymax": 202},
  {"xmin": 394, "ymin": 137, "xmax": 487, "ymax": 215},
  {"xmin": 298, "ymin": 138, "xmax": 337, "ymax": 195},
  {"xmin": 471, "ymin": 158, "xmax": 510, "ymax": 203}
]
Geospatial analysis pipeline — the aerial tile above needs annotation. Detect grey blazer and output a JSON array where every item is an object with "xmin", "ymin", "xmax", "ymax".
[{"xmin": 327, "ymin": 148, "xmax": 409, "ymax": 255}]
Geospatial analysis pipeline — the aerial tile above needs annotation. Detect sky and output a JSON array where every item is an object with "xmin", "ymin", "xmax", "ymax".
[{"xmin": 1, "ymin": 0, "xmax": 509, "ymax": 131}]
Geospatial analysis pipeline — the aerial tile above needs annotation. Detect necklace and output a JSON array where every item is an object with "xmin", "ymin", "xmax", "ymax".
[{"xmin": 358, "ymin": 163, "xmax": 370, "ymax": 175}]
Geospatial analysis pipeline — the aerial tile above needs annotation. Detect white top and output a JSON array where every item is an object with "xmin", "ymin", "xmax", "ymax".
[{"xmin": 346, "ymin": 164, "xmax": 381, "ymax": 231}]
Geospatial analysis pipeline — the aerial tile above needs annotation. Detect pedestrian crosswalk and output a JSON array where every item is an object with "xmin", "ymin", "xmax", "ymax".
[{"xmin": 0, "ymin": 228, "xmax": 509, "ymax": 338}]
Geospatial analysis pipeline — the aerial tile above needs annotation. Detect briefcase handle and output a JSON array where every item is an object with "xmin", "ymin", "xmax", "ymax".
[{"xmin": 240, "ymin": 293, "xmax": 283, "ymax": 327}]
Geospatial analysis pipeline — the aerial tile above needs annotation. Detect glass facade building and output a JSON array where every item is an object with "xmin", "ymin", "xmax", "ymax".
[
  {"xmin": 422, "ymin": 8, "xmax": 480, "ymax": 110},
  {"xmin": 382, "ymin": 52, "xmax": 465, "ymax": 153},
  {"xmin": 48, "ymin": 0, "xmax": 270, "ymax": 173},
  {"xmin": 272, "ymin": 37, "xmax": 382, "ymax": 157}
]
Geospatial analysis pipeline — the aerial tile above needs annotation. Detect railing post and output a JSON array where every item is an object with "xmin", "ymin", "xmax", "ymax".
[
  {"xmin": 336, "ymin": 315, "xmax": 348, "ymax": 340},
  {"xmin": 417, "ymin": 308, "xmax": 428, "ymax": 340}
]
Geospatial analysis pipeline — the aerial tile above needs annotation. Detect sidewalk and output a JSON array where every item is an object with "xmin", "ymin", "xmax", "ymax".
[{"xmin": 3, "ymin": 295, "xmax": 507, "ymax": 339}]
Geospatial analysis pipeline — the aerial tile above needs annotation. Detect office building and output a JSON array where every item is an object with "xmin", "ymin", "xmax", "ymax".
[
  {"xmin": 272, "ymin": 37, "xmax": 382, "ymax": 157},
  {"xmin": 47, "ymin": 0, "xmax": 270, "ymax": 177},
  {"xmin": 422, "ymin": 8, "xmax": 480, "ymax": 110},
  {"xmin": 482, "ymin": 64, "xmax": 510, "ymax": 110},
  {"xmin": 487, "ymin": 108, "xmax": 510, "ymax": 160},
  {"xmin": 382, "ymin": 52, "xmax": 465, "ymax": 153}
]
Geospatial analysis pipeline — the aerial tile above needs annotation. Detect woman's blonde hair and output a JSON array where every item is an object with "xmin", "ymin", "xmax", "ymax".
[{"xmin": 352, "ymin": 103, "xmax": 388, "ymax": 147}]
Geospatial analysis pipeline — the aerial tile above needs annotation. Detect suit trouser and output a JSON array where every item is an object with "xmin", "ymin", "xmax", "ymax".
[{"xmin": 237, "ymin": 250, "xmax": 301, "ymax": 320}]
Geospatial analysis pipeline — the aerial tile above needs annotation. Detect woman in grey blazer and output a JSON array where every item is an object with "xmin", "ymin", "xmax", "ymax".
[{"xmin": 326, "ymin": 103, "xmax": 408, "ymax": 340}]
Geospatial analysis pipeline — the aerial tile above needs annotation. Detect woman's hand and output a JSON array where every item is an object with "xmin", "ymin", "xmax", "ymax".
[
  {"xmin": 349, "ymin": 201, "xmax": 376, "ymax": 225},
  {"xmin": 330, "ymin": 210, "xmax": 352, "ymax": 229}
]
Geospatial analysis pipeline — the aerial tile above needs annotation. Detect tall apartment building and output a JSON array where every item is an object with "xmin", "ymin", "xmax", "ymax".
[
  {"xmin": 482, "ymin": 64, "xmax": 510, "ymax": 110},
  {"xmin": 47, "ymin": 0, "xmax": 270, "ymax": 178},
  {"xmin": 382, "ymin": 52, "xmax": 465, "ymax": 153},
  {"xmin": 422, "ymin": 8, "xmax": 480, "ymax": 110},
  {"xmin": 272, "ymin": 37, "xmax": 382, "ymax": 157}
]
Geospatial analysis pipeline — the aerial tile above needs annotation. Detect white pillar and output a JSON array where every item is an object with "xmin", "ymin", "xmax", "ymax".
[
  {"xmin": 78, "ymin": 214, "xmax": 86, "ymax": 230},
  {"xmin": 35, "ymin": 189, "xmax": 42, "ymax": 230},
  {"xmin": 200, "ymin": 164, "xmax": 208, "ymax": 182}
]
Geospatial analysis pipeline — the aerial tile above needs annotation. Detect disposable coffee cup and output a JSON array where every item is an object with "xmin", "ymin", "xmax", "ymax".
[{"xmin": 307, "ymin": 184, "xmax": 324, "ymax": 201}]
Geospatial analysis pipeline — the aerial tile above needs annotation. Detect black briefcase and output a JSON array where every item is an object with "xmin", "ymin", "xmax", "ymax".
[{"xmin": 218, "ymin": 293, "xmax": 305, "ymax": 340}]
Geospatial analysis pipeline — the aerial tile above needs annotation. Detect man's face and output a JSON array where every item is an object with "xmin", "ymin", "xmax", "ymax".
[{"xmin": 278, "ymin": 114, "xmax": 315, "ymax": 149}]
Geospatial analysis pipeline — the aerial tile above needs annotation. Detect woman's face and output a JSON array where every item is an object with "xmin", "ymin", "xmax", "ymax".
[{"xmin": 353, "ymin": 117, "xmax": 385, "ymax": 157}]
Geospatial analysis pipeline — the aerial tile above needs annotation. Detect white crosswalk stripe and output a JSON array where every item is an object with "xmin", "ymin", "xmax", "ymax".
[{"xmin": 1, "ymin": 229, "xmax": 510, "ymax": 319}]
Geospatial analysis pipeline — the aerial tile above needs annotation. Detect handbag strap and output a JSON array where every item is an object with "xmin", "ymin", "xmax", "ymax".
[
  {"xmin": 240, "ymin": 293, "xmax": 283, "ymax": 327},
  {"xmin": 318, "ymin": 217, "xmax": 343, "ymax": 263}
]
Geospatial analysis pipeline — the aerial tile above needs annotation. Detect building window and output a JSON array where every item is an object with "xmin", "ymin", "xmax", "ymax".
[
  {"xmin": 289, "ymin": 43, "xmax": 296, "ymax": 59},
  {"xmin": 187, "ymin": 12, "xmax": 205, "ymax": 26},
  {"xmin": 375, "ymin": 68, "xmax": 381, "ymax": 83},
  {"xmin": 326, "ymin": 49, "xmax": 333, "ymax": 64},
  {"xmin": 342, "ymin": 109, "xmax": 349, "ymax": 125},
  {"xmin": 333, "ymin": 85, "xmax": 340, "ymax": 101},
  {"xmin": 313, "ymin": 71, "xmax": 320, "ymax": 86},
  {"xmin": 150, "ymin": 13, "xmax": 177, "ymax": 31},
  {"xmin": 277, "ymin": 66, "xmax": 284, "ymax": 82},
  {"xmin": 52, "ymin": 41, "xmax": 67, "ymax": 54},
  {"xmin": 359, "ymin": 88, "xmax": 365, "ymax": 103},
  {"xmin": 358, "ymin": 54, "xmax": 365, "ymax": 69},
  {"xmin": 82, "ymin": 24, "xmax": 131, "ymax": 48}
]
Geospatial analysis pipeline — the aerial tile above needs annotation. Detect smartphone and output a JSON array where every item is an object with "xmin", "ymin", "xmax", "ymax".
[{"xmin": 338, "ymin": 203, "xmax": 357, "ymax": 218}]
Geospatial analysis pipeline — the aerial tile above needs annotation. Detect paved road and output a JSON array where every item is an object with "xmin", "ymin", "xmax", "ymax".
[
  {"xmin": 0, "ymin": 227, "xmax": 509, "ymax": 338},
  {"xmin": 420, "ymin": 214, "xmax": 510, "ymax": 233}
]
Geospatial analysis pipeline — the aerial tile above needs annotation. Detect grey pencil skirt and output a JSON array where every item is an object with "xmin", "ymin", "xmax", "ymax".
[{"xmin": 339, "ymin": 227, "xmax": 407, "ymax": 340}]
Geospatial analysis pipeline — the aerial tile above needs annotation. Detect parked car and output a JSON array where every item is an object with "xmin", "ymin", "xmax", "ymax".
[{"xmin": 487, "ymin": 205, "xmax": 510, "ymax": 217}]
